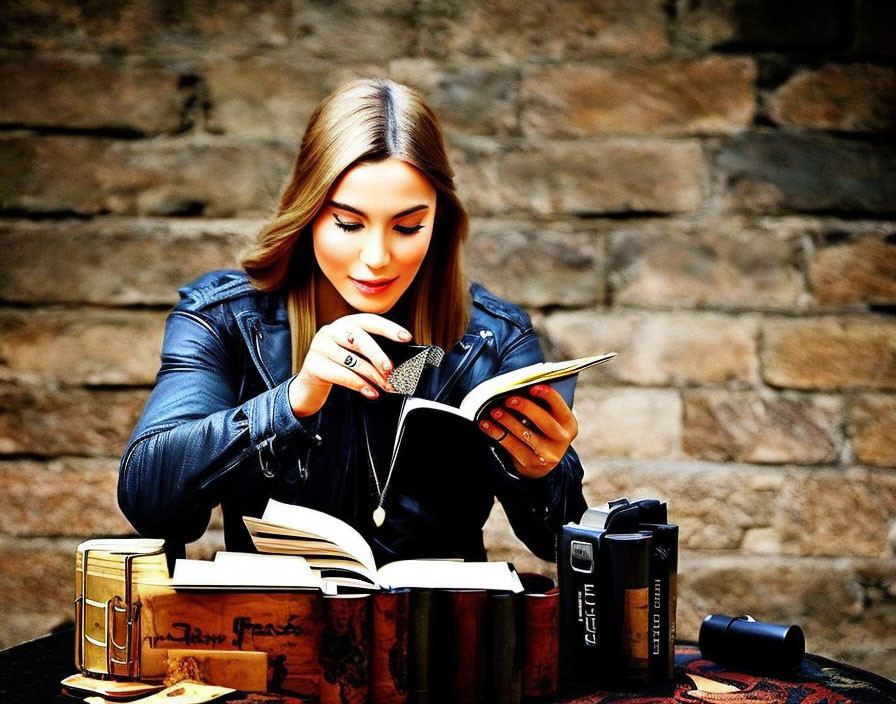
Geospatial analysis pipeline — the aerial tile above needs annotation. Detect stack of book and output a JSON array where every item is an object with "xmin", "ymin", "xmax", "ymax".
[{"xmin": 559, "ymin": 498, "xmax": 679, "ymax": 693}]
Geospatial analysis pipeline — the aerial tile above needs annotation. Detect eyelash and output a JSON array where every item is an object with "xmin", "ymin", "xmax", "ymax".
[{"xmin": 333, "ymin": 215, "xmax": 423, "ymax": 236}]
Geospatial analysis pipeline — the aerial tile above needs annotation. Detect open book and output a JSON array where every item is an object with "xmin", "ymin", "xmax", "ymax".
[
  {"xmin": 243, "ymin": 499, "xmax": 525, "ymax": 592},
  {"xmin": 389, "ymin": 352, "xmax": 616, "ymax": 468}
]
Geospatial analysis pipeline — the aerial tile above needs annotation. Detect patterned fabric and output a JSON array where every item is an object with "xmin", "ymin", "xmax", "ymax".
[{"xmin": 562, "ymin": 646, "xmax": 896, "ymax": 704}]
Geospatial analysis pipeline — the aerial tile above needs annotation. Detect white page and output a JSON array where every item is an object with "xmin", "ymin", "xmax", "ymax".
[{"xmin": 376, "ymin": 559, "xmax": 524, "ymax": 592}]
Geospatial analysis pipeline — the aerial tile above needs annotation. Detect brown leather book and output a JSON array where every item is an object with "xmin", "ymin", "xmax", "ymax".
[
  {"xmin": 371, "ymin": 588, "xmax": 410, "ymax": 704},
  {"xmin": 520, "ymin": 576, "xmax": 559, "ymax": 702},
  {"xmin": 320, "ymin": 593, "xmax": 372, "ymax": 704},
  {"xmin": 488, "ymin": 590, "xmax": 522, "ymax": 704},
  {"xmin": 433, "ymin": 589, "xmax": 488, "ymax": 704}
]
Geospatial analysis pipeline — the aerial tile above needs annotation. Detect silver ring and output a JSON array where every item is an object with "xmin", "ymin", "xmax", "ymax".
[
  {"xmin": 520, "ymin": 418, "xmax": 529, "ymax": 426},
  {"xmin": 522, "ymin": 430, "xmax": 533, "ymax": 442},
  {"xmin": 344, "ymin": 353, "xmax": 358, "ymax": 368},
  {"xmin": 538, "ymin": 456, "xmax": 546, "ymax": 465}
]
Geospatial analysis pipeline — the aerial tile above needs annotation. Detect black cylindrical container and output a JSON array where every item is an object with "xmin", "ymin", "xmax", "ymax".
[
  {"xmin": 699, "ymin": 614, "xmax": 805, "ymax": 676},
  {"xmin": 605, "ymin": 532, "xmax": 652, "ymax": 688}
]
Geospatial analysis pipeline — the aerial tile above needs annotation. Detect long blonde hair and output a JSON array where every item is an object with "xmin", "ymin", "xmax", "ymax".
[{"xmin": 242, "ymin": 78, "xmax": 470, "ymax": 373}]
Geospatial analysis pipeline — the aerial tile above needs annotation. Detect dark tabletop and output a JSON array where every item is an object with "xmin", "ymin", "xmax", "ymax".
[{"xmin": 2, "ymin": 625, "xmax": 894, "ymax": 704}]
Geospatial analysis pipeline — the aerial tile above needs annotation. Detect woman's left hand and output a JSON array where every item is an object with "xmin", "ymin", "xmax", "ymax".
[{"xmin": 478, "ymin": 384, "xmax": 579, "ymax": 479}]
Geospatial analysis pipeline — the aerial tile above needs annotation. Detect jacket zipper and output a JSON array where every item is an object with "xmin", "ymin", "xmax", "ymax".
[{"xmin": 251, "ymin": 320, "xmax": 275, "ymax": 389}]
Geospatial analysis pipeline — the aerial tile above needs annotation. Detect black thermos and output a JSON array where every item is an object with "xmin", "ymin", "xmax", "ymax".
[{"xmin": 699, "ymin": 614, "xmax": 805, "ymax": 675}]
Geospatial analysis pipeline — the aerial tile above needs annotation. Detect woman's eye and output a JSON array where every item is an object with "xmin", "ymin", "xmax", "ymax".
[
  {"xmin": 333, "ymin": 215, "xmax": 362, "ymax": 232},
  {"xmin": 395, "ymin": 224, "xmax": 424, "ymax": 235}
]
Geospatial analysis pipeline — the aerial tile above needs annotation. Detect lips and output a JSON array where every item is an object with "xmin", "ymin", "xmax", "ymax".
[{"xmin": 350, "ymin": 276, "xmax": 398, "ymax": 295}]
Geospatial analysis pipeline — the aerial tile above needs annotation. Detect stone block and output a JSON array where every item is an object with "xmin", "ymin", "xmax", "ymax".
[
  {"xmin": 768, "ymin": 63, "xmax": 896, "ymax": 132},
  {"xmin": 416, "ymin": 0, "xmax": 669, "ymax": 61},
  {"xmin": 0, "ymin": 537, "xmax": 79, "ymax": 612},
  {"xmin": 607, "ymin": 216, "xmax": 805, "ymax": 309},
  {"xmin": 1, "ymin": 612, "xmax": 70, "ymax": 651},
  {"xmin": 682, "ymin": 389, "xmax": 842, "ymax": 464},
  {"xmin": 465, "ymin": 219, "xmax": 605, "ymax": 308},
  {"xmin": 0, "ymin": 0, "xmax": 294, "ymax": 52},
  {"xmin": 573, "ymin": 387, "xmax": 681, "ymax": 459},
  {"xmin": 0, "ymin": 134, "xmax": 295, "ymax": 217},
  {"xmin": 675, "ymin": 0, "xmax": 852, "ymax": 51},
  {"xmin": 390, "ymin": 59, "xmax": 520, "ymax": 137},
  {"xmin": 0, "ymin": 308, "xmax": 165, "ymax": 386},
  {"xmin": 762, "ymin": 317, "xmax": 896, "ymax": 391},
  {"xmin": 713, "ymin": 132, "xmax": 896, "ymax": 215},
  {"xmin": 580, "ymin": 459, "xmax": 895, "ymax": 557},
  {"xmin": 483, "ymin": 500, "xmax": 557, "ymax": 579},
  {"xmin": 0, "ymin": 51, "xmax": 191, "ymax": 133},
  {"xmin": 678, "ymin": 554, "xmax": 896, "ymax": 679},
  {"xmin": 849, "ymin": 394, "xmax": 896, "ymax": 467},
  {"xmin": 0, "ymin": 458, "xmax": 133, "ymax": 536},
  {"xmin": 454, "ymin": 138, "xmax": 705, "ymax": 216},
  {"xmin": 0, "ymin": 217, "xmax": 258, "ymax": 305},
  {"xmin": 0, "ymin": 383, "xmax": 149, "ymax": 456},
  {"xmin": 541, "ymin": 309, "xmax": 758, "ymax": 386},
  {"xmin": 809, "ymin": 232, "xmax": 896, "ymax": 307},
  {"xmin": 521, "ymin": 58, "xmax": 755, "ymax": 137}
]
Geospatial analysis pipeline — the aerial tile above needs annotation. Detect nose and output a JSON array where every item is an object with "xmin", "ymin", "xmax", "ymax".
[{"xmin": 359, "ymin": 230, "xmax": 390, "ymax": 269}]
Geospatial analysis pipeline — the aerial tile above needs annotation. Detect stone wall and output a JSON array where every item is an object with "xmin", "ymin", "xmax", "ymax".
[{"xmin": 1, "ymin": 0, "xmax": 894, "ymax": 678}]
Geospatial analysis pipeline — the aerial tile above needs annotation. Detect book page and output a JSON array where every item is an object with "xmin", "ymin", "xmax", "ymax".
[
  {"xmin": 375, "ymin": 559, "xmax": 524, "ymax": 592},
  {"xmin": 254, "ymin": 500, "xmax": 377, "ymax": 575},
  {"xmin": 458, "ymin": 353, "xmax": 616, "ymax": 419},
  {"xmin": 171, "ymin": 552, "xmax": 321, "ymax": 589}
]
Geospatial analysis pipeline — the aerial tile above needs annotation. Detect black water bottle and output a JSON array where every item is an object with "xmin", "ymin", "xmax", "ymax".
[{"xmin": 699, "ymin": 614, "xmax": 805, "ymax": 676}]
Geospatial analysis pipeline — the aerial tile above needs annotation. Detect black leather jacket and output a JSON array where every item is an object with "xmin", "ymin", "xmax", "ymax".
[{"xmin": 118, "ymin": 270, "xmax": 587, "ymax": 564}]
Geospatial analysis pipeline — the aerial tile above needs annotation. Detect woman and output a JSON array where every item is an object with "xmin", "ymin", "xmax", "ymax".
[{"xmin": 119, "ymin": 78, "xmax": 587, "ymax": 565}]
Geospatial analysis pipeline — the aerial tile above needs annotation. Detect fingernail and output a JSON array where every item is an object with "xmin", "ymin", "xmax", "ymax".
[
  {"xmin": 531, "ymin": 385, "xmax": 546, "ymax": 396},
  {"xmin": 480, "ymin": 421, "xmax": 490, "ymax": 431},
  {"xmin": 398, "ymin": 330, "xmax": 412, "ymax": 341},
  {"xmin": 491, "ymin": 408, "xmax": 504, "ymax": 420},
  {"xmin": 362, "ymin": 387, "xmax": 378, "ymax": 399},
  {"xmin": 383, "ymin": 360, "xmax": 393, "ymax": 372},
  {"xmin": 507, "ymin": 397, "xmax": 520, "ymax": 407}
]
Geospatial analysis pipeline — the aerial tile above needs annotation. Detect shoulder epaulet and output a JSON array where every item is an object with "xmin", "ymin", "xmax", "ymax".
[
  {"xmin": 176, "ymin": 269, "xmax": 259, "ymax": 311},
  {"xmin": 469, "ymin": 281, "xmax": 532, "ymax": 331}
]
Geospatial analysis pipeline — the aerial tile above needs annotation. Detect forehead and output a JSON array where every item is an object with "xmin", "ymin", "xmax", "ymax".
[{"xmin": 329, "ymin": 157, "xmax": 436, "ymax": 209}]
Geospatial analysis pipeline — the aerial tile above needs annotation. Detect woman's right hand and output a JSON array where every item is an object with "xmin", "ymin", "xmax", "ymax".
[{"xmin": 287, "ymin": 314, "xmax": 412, "ymax": 417}]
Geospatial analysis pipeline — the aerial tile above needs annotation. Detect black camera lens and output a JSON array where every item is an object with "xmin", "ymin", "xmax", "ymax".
[{"xmin": 699, "ymin": 614, "xmax": 805, "ymax": 675}]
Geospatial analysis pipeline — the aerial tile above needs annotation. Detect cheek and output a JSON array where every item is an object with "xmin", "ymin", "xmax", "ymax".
[
  {"xmin": 396, "ymin": 233, "xmax": 433, "ymax": 271},
  {"xmin": 312, "ymin": 225, "xmax": 352, "ymax": 271}
]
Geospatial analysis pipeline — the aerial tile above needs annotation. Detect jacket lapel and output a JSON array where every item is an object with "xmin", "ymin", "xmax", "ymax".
[{"xmin": 236, "ymin": 310, "xmax": 292, "ymax": 389}]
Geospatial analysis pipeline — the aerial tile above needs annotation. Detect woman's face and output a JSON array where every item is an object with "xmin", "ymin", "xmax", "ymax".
[{"xmin": 312, "ymin": 157, "xmax": 437, "ymax": 322}]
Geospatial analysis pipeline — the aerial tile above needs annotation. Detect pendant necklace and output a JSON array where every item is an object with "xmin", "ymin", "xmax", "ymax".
[{"xmin": 361, "ymin": 412, "xmax": 393, "ymax": 527}]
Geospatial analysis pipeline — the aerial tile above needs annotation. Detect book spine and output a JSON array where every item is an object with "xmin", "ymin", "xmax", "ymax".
[
  {"xmin": 642, "ymin": 523, "xmax": 678, "ymax": 683},
  {"xmin": 604, "ymin": 532, "xmax": 652, "ymax": 689},
  {"xmin": 371, "ymin": 589, "xmax": 410, "ymax": 704},
  {"xmin": 408, "ymin": 589, "xmax": 433, "ymax": 704},
  {"xmin": 433, "ymin": 589, "xmax": 488, "ymax": 704},
  {"xmin": 521, "ymin": 583, "xmax": 559, "ymax": 702},
  {"xmin": 320, "ymin": 593, "xmax": 371, "ymax": 704},
  {"xmin": 487, "ymin": 590, "xmax": 522, "ymax": 704},
  {"xmin": 558, "ymin": 524, "xmax": 605, "ymax": 694}
]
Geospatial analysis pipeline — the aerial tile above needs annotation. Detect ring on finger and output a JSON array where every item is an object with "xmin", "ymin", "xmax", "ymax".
[
  {"xmin": 522, "ymin": 430, "xmax": 533, "ymax": 442},
  {"xmin": 537, "ymin": 455, "xmax": 546, "ymax": 466},
  {"xmin": 494, "ymin": 428, "xmax": 509, "ymax": 442},
  {"xmin": 346, "ymin": 329, "xmax": 355, "ymax": 346},
  {"xmin": 344, "ymin": 353, "xmax": 358, "ymax": 368}
]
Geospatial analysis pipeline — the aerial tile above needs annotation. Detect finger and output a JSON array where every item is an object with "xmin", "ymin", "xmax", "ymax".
[
  {"xmin": 503, "ymin": 395, "xmax": 564, "ymax": 440},
  {"xmin": 479, "ymin": 419, "xmax": 553, "ymax": 476},
  {"xmin": 315, "ymin": 335, "xmax": 392, "ymax": 392},
  {"xmin": 528, "ymin": 385, "xmax": 577, "ymax": 427},
  {"xmin": 303, "ymin": 348, "xmax": 381, "ymax": 400},
  {"xmin": 329, "ymin": 324, "xmax": 393, "ymax": 377},
  {"xmin": 342, "ymin": 313, "xmax": 413, "ymax": 343}
]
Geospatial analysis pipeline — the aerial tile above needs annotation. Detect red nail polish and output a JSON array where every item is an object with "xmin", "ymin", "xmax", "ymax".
[
  {"xmin": 531, "ymin": 385, "xmax": 546, "ymax": 396},
  {"xmin": 491, "ymin": 408, "xmax": 504, "ymax": 419},
  {"xmin": 507, "ymin": 397, "xmax": 520, "ymax": 407},
  {"xmin": 480, "ymin": 421, "xmax": 490, "ymax": 431}
]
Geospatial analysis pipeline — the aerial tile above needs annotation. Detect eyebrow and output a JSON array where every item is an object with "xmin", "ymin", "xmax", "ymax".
[{"xmin": 327, "ymin": 200, "xmax": 430, "ymax": 220}]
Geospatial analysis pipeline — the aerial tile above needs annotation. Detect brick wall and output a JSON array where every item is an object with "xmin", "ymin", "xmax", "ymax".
[{"xmin": 1, "ymin": 0, "xmax": 894, "ymax": 678}]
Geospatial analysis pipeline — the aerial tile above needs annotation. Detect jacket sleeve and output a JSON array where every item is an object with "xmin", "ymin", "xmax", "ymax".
[
  {"xmin": 488, "ymin": 329, "xmax": 588, "ymax": 562},
  {"xmin": 118, "ymin": 308, "xmax": 317, "ymax": 543}
]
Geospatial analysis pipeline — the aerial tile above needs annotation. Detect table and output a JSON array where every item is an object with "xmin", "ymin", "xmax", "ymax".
[{"xmin": 1, "ymin": 626, "xmax": 894, "ymax": 703}]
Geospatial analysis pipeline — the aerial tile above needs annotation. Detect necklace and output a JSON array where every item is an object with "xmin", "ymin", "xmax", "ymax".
[{"xmin": 361, "ymin": 412, "xmax": 395, "ymax": 527}]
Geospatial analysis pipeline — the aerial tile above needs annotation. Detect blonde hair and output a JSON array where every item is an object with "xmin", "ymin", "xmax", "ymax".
[{"xmin": 242, "ymin": 78, "xmax": 470, "ymax": 374}]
